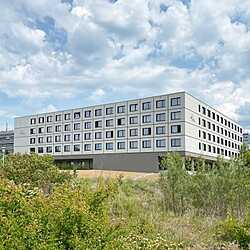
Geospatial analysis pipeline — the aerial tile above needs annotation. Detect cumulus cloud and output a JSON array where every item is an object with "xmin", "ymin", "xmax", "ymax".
[{"xmin": 0, "ymin": 0, "xmax": 249, "ymax": 130}]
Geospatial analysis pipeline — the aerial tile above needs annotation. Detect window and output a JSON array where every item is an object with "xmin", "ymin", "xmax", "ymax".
[
  {"xmin": 84, "ymin": 133, "xmax": 91, "ymax": 140},
  {"xmin": 156, "ymin": 139, "xmax": 166, "ymax": 148},
  {"xmin": 95, "ymin": 143, "xmax": 102, "ymax": 150},
  {"xmin": 39, "ymin": 117, "xmax": 44, "ymax": 124},
  {"xmin": 64, "ymin": 124, "xmax": 71, "ymax": 132},
  {"xmin": 47, "ymin": 136, "xmax": 52, "ymax": 143},
  {"xmin": 208, "ymin": 121, "xmax": 211, "ymax": 129},
  {"xmin": 130, "ymin": 128, "xmax": 138, "ymax": 137},
  {"xmin": 38, "ymin": 147, "xmax": 44, "ymax": 154},
  {"xmin": 47, "ymin": 116, "xmax": 53, "ymax": 123},
  {"xmin": 129, "ymin": 116, "xmax": 138, "ymax": 125},
  {"xmin": 203, "ymin": 131, "xmax": 206, "ymax": 139},
  {"xmin": 95, "ymin": 109, "xmax": 102, "ymax": 117},
  {"xmin": 30, "ymin": 128, "xmax": 36, "ymax": 135},
  {"xmin": 171, "ymin": 125, "xmax": 181, "ymax": 134},
  {"xmin": 55, "ymin": 135, "xmax": 61, "ymax": 142},
  {"xmin": 106, "ymin": 119, "xmax": 113, "ymax": 127},
  {"xmin": 106, "ymin": 143, "xmax": 113, "ymax": 150},
  {"xmin": 202, "ymin": 107, "xmax": 206, "ymax": 115},
  {"xmin": 117, "ymin": 130, "xmax": 125, "ymax": 138},
  {"xmin": 95, "ymin": 120, "xmax": 102, "ymax": 128},
  {"xmin": 142, "ymin": 115, "xmax": 151, "ymax": 123},
  {"xmin": 84, "ymin": 122, "xmax": 91, "ymax": 129},
  {"xmin": 95, "ymin": 132, "xmax": 102, "ymax": 139},
  {"xmin": 117, "ymin": 118, "xmax": 125, "ymax": 126},
  {"xmin": 74, "ymin": 134, "xmax": 81, "ymax": 141},
  {"xmin": 198, "ymin": 105, "xmax": 201, "ymax": 112},
  {"xmin": 64, "ymin": 113, "xmax": 71, "ymax": 120},
  {"xmin": 85, "ymin": 110, "xmax": 91, "ymax": 118},
  {"xmin": 64, "ymin": 134, "xmax": 71, "ymax": 142},
  {"xmin": 55, "ymin": 146, "xmax": 61, "ymax": 153},
  {"xmin": 30, "ymin": 118, "xmax": 36, "ymax": 125},
  {"xmin": 171, "ymin": 97, "xmax": 181, "ymax": 106},
  {"xmin": 142, "ymin": 140, "xmax": 151, "ymax": 148},
  {"xmin": 142, "ymin": 127, "xmax": 151, "ymax": 136},
  {"xmin": 64, "ymin": 145, "xmax": 70, "ymax": 152},
  {"xmin": 156, "ymin": 99, "xmax": 165, "ymax": 108},
  {"xmin": 47, "ymin": 126, "xmax": 53, "ymax": 133},
  {"xmin": 38, "ymin": 137, "xmax": 44, "ymax": 143},
  {"xmin": 171, "ymin": 111, "xmax": 181, "ymax": 120},
  {"xmin": 38, "ymin": 127, "xmax": 44, "ymax": 134},
  {"xmin": 46, "ymin": 146, "xmax": 52, "ymax": 153},
  {"xmin": 142, "ymin": 102, "xmax": 151, "ymax": 110},
  {"xmin": 117, "ymin": 142, "xmax": 125, "ymax": 150},
  {"xmin": 74, "ymin": 144, "xmax": 81, "ymax": 152},
  {"xmin": 202, "ymin": 119, "xmax": 206, "ymax": 127},
  {"xmin": 55, "ymin": 125, "xmax": 61, "ymax": 132},
  {"xmin": 129, "ymin": 104, "xmax": 138, "ymax": 112},
  {"xmin": 212, "ymin": 112, "xmax": 215, "ymax": 120},
  {"xmin": 207, "ymin": 109, "xmax": 211, "ymax": 117},
  {"xmin": 156, "ymin": 126, "xmax": 165, "ymax": 135},
  {"xmin": 74, "ymin": 123, "xmax": 81, "ymax": 130},
  {"xmin": 128, "ymin": 140, "xmax": 138, "ymax": 149},
  {"xmin": 106, "ymin": 131, "xmax": 114, "ymax": 139},
  {"xmin": 30, "ymin": 138, "xmax": 36, "ymax": 144},
  {"xmin": 106, "ymin": 107, "xmax": 114, "ymax": 115},
  {"xmin": 30, "ymin": 148, "xmax": 36, "ymax": 153},
  {"xmin": 156, "ymin": 113, "xmax": 166, "ymax": 122},
  {"xmin": 56, "ymin": 114, "xmax": 62, "ymax": 122},
  {"xmin": 171, "ymin": 138, "xmax": 181, "ymax": 147},
  {"xmin": 117, "ymin": 105, "xmax": 125, "ymax": 114},
  {"xmin": 203, "ymin": 144, "xmax": 206, "ymax": 151},
  {"xmin": 74, "ymin": 112, "xmax": 81, "ymax": 119},
  {"xmin": 199, "ymin": 142, "xmax": 201, "ymax": 150}
]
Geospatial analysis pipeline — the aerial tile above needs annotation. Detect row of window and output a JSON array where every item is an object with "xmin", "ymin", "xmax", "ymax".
[
  {"xmin": 30, "ymin": 97, "xmax": 182, "ymax": 125},
  {"xmin": 199, "ymin": 130, "xmax": 241, "ymax": 150},
  {"xmin": 29, "ymin": 125, "xmax": 182, "ymax": 144},
  {"xmin": 31, "ymin": 138, "xmax": 182, "ymax": 154},
  {"xmin": 198, "ymin": 105, "xmax": 242, "ymax": 134},
  {"xmin": 30, "ymin": 112, "xmax": 182, "ymax": 135},
  {"xmin": 198, "ymin": 118, "xmax": 242, "ymax": 142},
  {"xmin": 199, "ymin": 143, "xmax": 240, "ymax": 158}
]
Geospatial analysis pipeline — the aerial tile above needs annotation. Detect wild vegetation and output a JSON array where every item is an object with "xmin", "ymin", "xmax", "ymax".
[{"xmin": 0, "ymin": 152, "xmax": 249, "ymax": 249}]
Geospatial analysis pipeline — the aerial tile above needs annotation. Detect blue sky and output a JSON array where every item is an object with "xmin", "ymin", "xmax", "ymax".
[{"xmin": 0, "ymin": 0, "xmax": 250, "ymax": 131}]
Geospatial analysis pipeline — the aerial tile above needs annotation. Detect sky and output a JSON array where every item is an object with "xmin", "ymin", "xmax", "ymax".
[{"xmin": 0, "ymin": 0, "xmax": 250, "ymax": 131}]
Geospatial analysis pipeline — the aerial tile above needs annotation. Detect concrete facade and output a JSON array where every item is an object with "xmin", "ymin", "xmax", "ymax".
[
  {"xmin": 14, "ymin": 92, "xmax": 243, "ymax": 172},
  {"xmin": 0, "ymin": 130, "xmax": 14, "ymax": 155}
]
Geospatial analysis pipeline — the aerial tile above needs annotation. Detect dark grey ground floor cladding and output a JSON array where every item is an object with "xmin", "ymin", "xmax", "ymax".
[{"xmin": 55, "ymin": 152, "xmax": 166, "ymax": 172}]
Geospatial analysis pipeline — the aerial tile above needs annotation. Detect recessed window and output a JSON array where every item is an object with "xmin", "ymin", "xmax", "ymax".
[
  {"xmin": 156, "ymin": 126, "xmax": 165, "ymax": 135},
  {"xmin": 95, "ymin": 143, "xmax": 102, "ymax": 150},
  {"xmin": 84, "ymin": 122, "xmax": 91, "ymax": 129},
  {"xmin": 156, "ymin": 139, "xmax": 166, "ymax": 148},
  {"xmin": 117, "ymin": 130, "xmax": 125, "ymax": 138},
  {"xmin": 117, "ymin": 105, "xmax": 125, "ymax": 114},
  {"xmin": 64, "ymin": 145, "xmax": 71, "ymax": 152},
  {"xmin": 171, "ymin": 111, "xmax": 181, "ymax": 121},
  {"xmin": 55, "ymin": 146, "xmax": 61, "ymax": 153},
  {"xmin": 47, "ymin": 136, "xmax": 52, "ymax": 143},
  {"xmin": 74, "ymin": 144, "xmax": 81, "ymax": 152},
  {"xmin": 30, "ymin": 118, "xmax": 36, "ymax": 125},
  {"xmin": 30, "ymin": 148, "xmax": 36, "ymax": 153},
  {"xmin": 106, "ymin": 142, "xmax": 113, "ymax": 150},
  {"xmin": 171, "ymin": 125, "xmax": 181, "ymax": 134},
  {"xmin": 129, "ymin": 141, "xmax": 138, "ymax": 149},
  {"xmin": 30, "ymin": 138, "xmax": 36, "ymax": 144},
  {"xmin": 142, "ymin": 102, "xmax": 151, "ymax": 110},
  {"xmin": 74, "ymin": 123, "xmax": 81, "ymax": 130},
  {"xmin": 106, "ymin": 119, "xmax": 114, "ymax": 127},
  {"xmin": 95, "ymin": 132, "xmax": 102, "ymax": 139},
  {"xmin": 55, "ymin": 114, "xmax": 62, "ymax": 122},
  {"xmin": 95, "ymin": 109, "xmax": 102, "ymax": 117},
  {"xmin": 142, "ymin": 127, "xmax": 151, "ymax": 136},
  {"xmin": 38, "ymin": 147, "xmax": 44, "ymax": 154},
  {"xmin": 117, "ymin": 118, "xmax": 125, "ymax": 126},
  {"xmin": 64, "ymin": 134, "xmax": 71, "ymax": 142},
  {"xmin": 171, "ymin": 138, "xmax": 181, "ymax": 147},
  {"xmin": 47, "ymin": 116, "xmax": 53, "ymax": 123},
  {"xmin": 130, "ymin": 128, "xmax": 138, "ymax": 137},
  {"xmin": 207, "ymin": 110, "xmax": 211, "ymax": 117},
  {"xmin": 202, "ymin": 119, "xmax": 206, "ymax": 127},
  {"xmin": 38, "ymin": 137, "xmax": 44, "ymax": 143},
  {"xmin": 55, "ymin": 125, "xmax": 61, "ymax": 132},
  {"xmin": 202, "ymin": 107, "xmax": 206, "ymax": 115},
  {"xmin": 74, "ymin": 134, "xmax": 81, "ymax": 141},
  {"xmin": 64, "ymin": 113, "xmax": 71, "ymax": 120},
  {"xmin": 95, "ymin": 120, "xmax": 102, "ymax": 128},
  {"xmin": 156, "ymin": 99, "xmax": 166, "ymax": 108},
  {"xmin": 74, "ymin": 112, "xmax": 81, "ymax": 120},
  {"xmin": 64, "ymin": 124, "xmax": 71, "ymax": 132},
  {"xmin": 171, "ymin": 97, "xmax": 181, "ymax": 107},
  {"xmin": 129, "ymin": 104, "xmax": 138, "ymax": 112},
  {"xmin": 55, "ymin": 135, "xmax": 61, "ymax": 142},
  {"xmin": 117, "ymin": 142, "xmax": 125, "ymax": 150},
  {"xmin": 30, "ymin": 128, "xmax": 36, "ymax": 135},
  {"xmin": 142, "ymin": 115, "xmax": 151, "ymax": 123},
  {"xmin": 85, "ymin": 110, "xmax": 91, "ymax": 118},
  {"xmin": 46, "ymin": 146, "xmax": 52, "ymax": 153},
  {"xmin": 106, "ymin": 107, "xmax": 114, "ymax": 115},
  {"xmin": 47, "ymin": 126, "xmax": 53, "ymax": 133},
  {"xmin": 142, "ymin": 140, "xmax": 151, "ymax": 148},
  {"xmin": 39, "ymin": 117, "xmax": 45, "ymax": 124},
  {"xmin": 106, "ymin": 131, "xmax": 114, "ymax": 139},
  {"xmin": 129, "ymin": 116, "xmax": 138, "ymax": 125},
  {"xmin": 84, "ymin": 133, "xmax": 91, "ymax": 140},
  {"xmin": 156, "ymin": 113, "xmax": 166, "ymax": 122},
  {"xmin": 38, "ymin": 127, "xmax": 44, "ymax": 134}
]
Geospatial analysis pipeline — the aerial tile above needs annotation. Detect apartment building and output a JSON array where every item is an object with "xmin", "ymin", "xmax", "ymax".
[{"xmin": 14, "ymin": 92, "xmax": 243, "ymax": 172}]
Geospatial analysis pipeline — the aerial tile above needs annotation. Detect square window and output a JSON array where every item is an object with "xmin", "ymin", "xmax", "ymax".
[
  {"xmin": 85, "ymin": 110, "xmax": 91, "ymax": 118},
  {"xmin": 171, "ymin": 97, "xmax": 181, "ymax": 106},
  {"xmin": 74, "ymin": 112, "xmax": 81, "ymax": 119},
  {"xmin": 117, "ymin": 142, "xmax": 125, "ymax": 150},
  {"xmin": 142, "ymin": 102, "xmax": 151, "ymax": 110},
  {"xmin": 117, "ymin": 105, "xmax": 125, "ymax": 114},
  {"xmin": 106, "ymin": 143, "xmax": 113, "ymax": 150},
  {"xmin": 129, "ymin": 141, "xmax": 138, "ymax": 149},
  {"xmin": 142, "ymin": 140, "xmax": 151, "ymax": 148},
  {"xmin": 95, "ymin": 143, "xmax": 102, "ymax": 150},
  {"xmin": 106, "ymin": 107, "xmax": 114, "ymax": 115},
  {"xmin": 156, "ymin": 139, "xmax": 166, "ymax": 148},
  {"xmin": 156, "ymin": 113, "xmax": 166, "ymax": 122},
  {"xmin": 156, "ymin": 100, "xmax": 166, "ymax": 108},
  {"xmin": 156, "ymin": 126, "xmax": 165, "ymax": 135},
  {"xmin": 95, "ymin": 109, "xmax": 102, "ymax": 117},
  {"xmin": 171, "ymin": 138, "xmax": 181, "ymax": 147},
  {"xmin": 74, "ymin": 144, "xmax": 81, "ymax": 152},
  {"xmin": 171, "ymin": 111, "xmax": 181, "ymax": 120},
  {"xmin": 171, "ymin": 125, "xmax": 181, "ymax": 134},
  {"xmin": 129, "ymin": 104, "xmax": 138, "ymax": 112}
]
